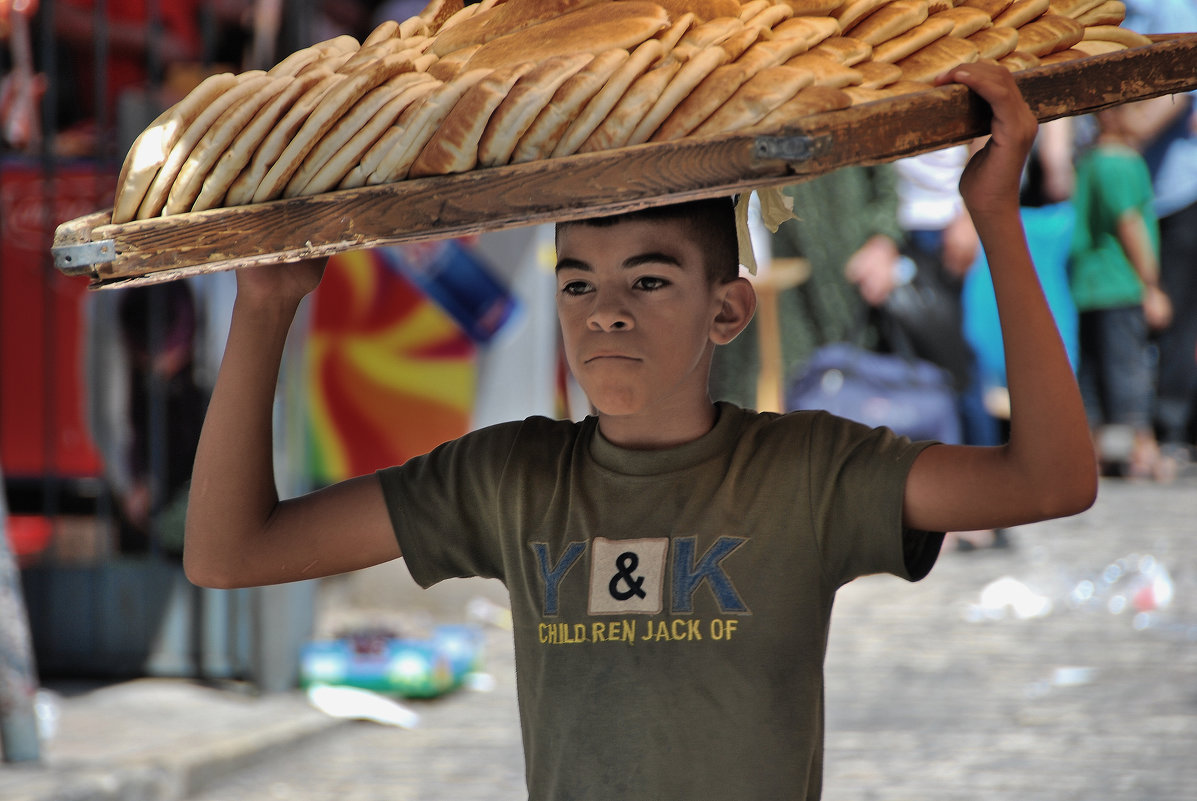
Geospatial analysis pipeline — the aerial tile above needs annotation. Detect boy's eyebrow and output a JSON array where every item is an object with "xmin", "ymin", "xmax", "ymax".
[{"xmin": 554, "ymin": 251, "xmax": 684, "ymax": 273}]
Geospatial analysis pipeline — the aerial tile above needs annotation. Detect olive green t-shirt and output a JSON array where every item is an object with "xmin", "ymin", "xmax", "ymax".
[{"xmin": 378, "ymin": 403, "xmax": 941, "ymax": 801}]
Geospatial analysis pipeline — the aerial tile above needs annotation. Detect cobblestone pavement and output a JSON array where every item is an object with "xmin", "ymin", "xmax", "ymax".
[{"xmin": 188, "ymin": 474, "xmax": 1197, "ymax": 801}]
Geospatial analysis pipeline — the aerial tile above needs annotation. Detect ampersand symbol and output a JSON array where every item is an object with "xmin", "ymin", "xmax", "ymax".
[{"xmin": 608, "ymin": 552, "xmax": 647, "ymax": 601}]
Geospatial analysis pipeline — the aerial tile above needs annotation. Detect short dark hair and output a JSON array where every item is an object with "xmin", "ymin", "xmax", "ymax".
[{"xmin": 555, "ymin": 196, "xmax": 740, "ymax": 284}]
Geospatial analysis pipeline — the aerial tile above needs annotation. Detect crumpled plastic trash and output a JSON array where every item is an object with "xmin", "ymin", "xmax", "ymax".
[
  {"xmin": 306, "ymin": 684, "xmax": 419, "ymax": 729},
  {"xmin": 966, "ymin": 576, "xmax": 1053, "ymax": 622}
]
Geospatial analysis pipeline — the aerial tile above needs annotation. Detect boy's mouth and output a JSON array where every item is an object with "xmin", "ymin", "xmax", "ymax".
[{"xmin": 585, "ymin": 352, "xmax": 640, "ymax": 363}]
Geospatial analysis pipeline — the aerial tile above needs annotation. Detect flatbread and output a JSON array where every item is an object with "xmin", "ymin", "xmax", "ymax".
[
  {"xmin": 895, "ymin": 35, "xmax": 980, "ymax": 82},
  {"xmin": 678, "ymin": 16, "xmax": 746, "ymax": 50},
  {"xmin": 717, "ymin": 26, "xmax": 764, "ymax": 61},
  {"xmin": 418, "ymin": 0, "xmax": 465, "ymax": 30},
  {"xmin": 1075, "ymin": 1, "xmax": 1124, "ymax": 26},
  {"xmin": 579, "ymin": 59, "xmax": 683, "ymax": 152},
  {"xmin": 692, "ymin": 64, "xmax": 816, "ymax": 136},
  {"xmin": 476, "ymin": 53, "xmax": 593, "ymax": 166},
  {"xmin": 844, "ymin": 78, "xmax": 930, "ymax": 102},
  {"xmin": 783, "ymin": 51, "xmax": 864, "ymax": 87},
  {"xmin": 286, "ymin": 71, "xmax": 438, "ymax": 197},
  {"xmin": 931, "ymin": 6, "xmax": 993, "ymax": 37},
  {"xmin": 510, "ymin": 48, "xmax": 629, "ymax": 162},
  {"xmin": 410, "ymin": 62, "xmax": 535, "ymax": 177},
  {"xmin": 961, "ymin": 0, "xmax": 1013, "ymax": 17},
  {"xmin": 1046, "ymin": 0, "xmax": 1106, "ymax": 18},
  {"xmin": 968, "ymin": 24, "xmax": 1020, "ymax": 58},
  {"xmin": 811, "ymin": 35, "xmax": 874, "ymax": 65},
  {"xmin": 464, "ymin": 1, "xmax": 669, "ymax": 69},
  {"xmin": 166, "ymin": 75, "xmax": 288, "ymax": 214},
  {"xmin": 832, "ymin": 0, "xmax": 892, "ymax": 32},
  {"xmin": 778, "ymin": 0, "xmax": 842, "ymax": 13},
  {"xmin": 137, "ymin": 71, "xmax": 269, "ymax": 219},
  {"xmin": 417, "ymin": 0, "xmax": 464, "ymax": 30},
  {"xmin": 871, "ymin": 16, "xmax": 955, "ymax": 63},
  {"xmin": 194, "ymin": 71, "xmax": 330, "ymax": 211},
  {"xmin": 1038, "ymin": 46, "xmax": 1088, "ymax": 63},
  {"xmin": 846, "ymin": 0, "xmax": 930, "ymax": 45},
  {"xmin": 993, "ymin": 0, "xmax": 1050, "ymax": 27},
  {"xmin": 1081, "ymin": 24, "xmax": 1151, "ymax": 48},
  {"xmin": 654, "ymin": 12, "xmax": 696, "ymax": 53},
  {"xmin": 268, "ymin": 46, "xmax": 327, "ymax": 78},
  {"xmin": 553, "ymin": 38, "xmax": 664, "ymax": 156},
  {"xmin": 627, "ymin": 45, "xmax": 730, "ymax": 144},
  {"xmin": 751, "ymin": 85, "xmax": 852, "ymax": 130},
  {"xmin": 1015, "ymin": 13, "xmax": 1084, "ymax": 56},
  {"xmin": 771, "ymin": 15, "xmax": 842, "ymax": 50},
  {"xmin": 744, "ymin": 3, "xmax": 794, "ymax": 31},
  {"xmin": 998, "ymin": 49, "xmax": 1041, "ymax": 69},
  {"xmin": 435, "ymin": 2, "xmax": 482, "ymax": 34},
  {"xmin": 651, "ymin": 0, "xmax": 740, "ymax": 20},
  {"xmin": 431, "ymin": 0, "xmax": 597, "ymax": 56},
  {"xmin": 651, "ymin": 59, "xmax": 752, "ymax": 141},
  {"xmin": 302, "ymin": 77, "xmax": 441, "ymax": 195},
  {"xmin": 225, "ymin": 71, "xmax": 345, "ymax": 205},
  {"xmin": 854, "ymin": 59, "xmax": 903, "ymax": 88},
  {"xmin": 428, "ymin": 45, "xmax": 481, "ymax": 80},
  {"xmin": 1070, "ymin": 38, "xmax": 1125, "ymax": 56},
  {"xmin": 253, "ymin": 52, "xmax": 416, "ymax": 203},
  {"xmin": 737, "ymin": 0, "xmax": 771, "ymax": 22},
  {"xmin": 365, "ymin": 68, "xmax": 493, "ymax": 184},
  {"xmin": 113, "ymin": 72, "xmax": 239, "ymax": 222}
]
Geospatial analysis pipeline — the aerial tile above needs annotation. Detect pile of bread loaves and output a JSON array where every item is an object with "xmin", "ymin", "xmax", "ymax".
[{"xmin": 112, "ymin": 0, "xmax": 1150, "ymax": 223}]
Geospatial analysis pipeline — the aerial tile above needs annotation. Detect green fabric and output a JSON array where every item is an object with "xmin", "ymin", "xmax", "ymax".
[
  {"xmin": 378, "ymin": 404, "xmax": 940, "ymax": 801},
  {"xmin": 1069, "ymin": 144, "xmax": 1160, "ymax": 311},
  {"xmin": 711, "ymin": 165, "xmax": 904, "ymax": 408}
]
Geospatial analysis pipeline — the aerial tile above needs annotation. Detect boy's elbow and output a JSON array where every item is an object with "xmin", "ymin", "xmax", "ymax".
[
  {"xmin": 183, "ymin": 534, "xmax": 250, "ymax": 590},
  {"xmin": 183, "ymin": 550, "xmax": 234, "ymax": 590},
  {"xmin": 1037, "ymin": 460, "xmax": 1099, "ymax": 520}
]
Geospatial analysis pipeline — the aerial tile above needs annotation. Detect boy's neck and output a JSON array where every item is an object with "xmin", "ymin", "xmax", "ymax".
[{"xmin": 596, "ymin": 398, "xmax": 720, "ymax": 450}]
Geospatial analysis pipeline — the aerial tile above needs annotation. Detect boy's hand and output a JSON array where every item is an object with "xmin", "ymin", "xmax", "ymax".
[
  {"xmin": 936, "ymin": 63, "xmax": 1037, "ymax": 217},
  {"xmin": 235, "ymin": 256, "xmax": 328, "ymax": 308}
]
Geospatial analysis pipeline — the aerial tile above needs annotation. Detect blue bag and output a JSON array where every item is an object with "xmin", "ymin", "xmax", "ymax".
[{"xmin": 786, "ymin": 342, "xmax": 962, "ymax": 443}]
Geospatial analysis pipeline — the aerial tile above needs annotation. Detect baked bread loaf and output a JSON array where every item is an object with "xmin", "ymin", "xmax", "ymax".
[{"xmin": 112, "ymin": 0, "xmax": 1155, "ymax": 221}]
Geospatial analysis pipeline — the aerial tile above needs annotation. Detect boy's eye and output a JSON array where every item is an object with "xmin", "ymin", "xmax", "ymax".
[
  {"xmin": 634, "ymin": 276, "xmax": 669, "ymax": 291},
  {"xmin": 560, "ymin": 280, "xmax": 592, "ymax": 296}
]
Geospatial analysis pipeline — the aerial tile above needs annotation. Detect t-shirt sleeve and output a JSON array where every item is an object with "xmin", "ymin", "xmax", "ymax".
[
  {"xmin": 375, "ymin": 422, "xmax": 522, "ymax": 588},
  {"xmin": 803, "ymin": 412, "xmax": 943, "ymax": 586},
  {"xmin": 1091, "ymin": 154, "xmax": 1151, "ymax": 222}
]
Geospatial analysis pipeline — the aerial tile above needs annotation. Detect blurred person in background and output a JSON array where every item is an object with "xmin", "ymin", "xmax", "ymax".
[
  {"xmin": 1069, "ymin": 104, "xmax": 1171, "ymax": 480},
  {"xmin": 1122, "ymin": 0, "xmax": 1197, "ymax": 476}
]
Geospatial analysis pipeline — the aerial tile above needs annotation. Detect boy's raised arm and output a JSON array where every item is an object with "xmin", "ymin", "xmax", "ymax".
[
  {"xmin": 184, "ymin": 260, "xmax": 400, "ymax": 589},
  {"xmin": 903, "ymin": 64, "xmax": 1098, "ymax": 534}
]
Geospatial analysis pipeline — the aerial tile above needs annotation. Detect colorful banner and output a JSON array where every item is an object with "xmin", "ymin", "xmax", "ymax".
[{"xmin": 306, "ymin": 248, "xmax": 476, "ymax": 485}]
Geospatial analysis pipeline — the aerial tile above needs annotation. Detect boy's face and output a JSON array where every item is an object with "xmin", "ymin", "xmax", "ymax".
[{"xmin": 555, "ymin": 217, "xmax": 732, "ymax": 423}]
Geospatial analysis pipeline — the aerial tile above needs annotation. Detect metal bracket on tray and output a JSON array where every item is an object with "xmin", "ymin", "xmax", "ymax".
[
  {"xmin": 53, "ymin": 239, "xmax": 117, "ymax": 275},
  {"xmin": 752, "ymin": 132, "xmax": 832, "ymax": 164}
]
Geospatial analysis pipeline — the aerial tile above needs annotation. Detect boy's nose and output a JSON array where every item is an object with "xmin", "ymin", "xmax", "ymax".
[{"xmin": 587, "ymin": 294, "xmax": 633, "ymax": 331}]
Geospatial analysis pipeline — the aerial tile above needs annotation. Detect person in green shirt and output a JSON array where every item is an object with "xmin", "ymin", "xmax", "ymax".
[{"xmin": 1070, "ymin": 104, "xmax": 1173, "ymax": 480}]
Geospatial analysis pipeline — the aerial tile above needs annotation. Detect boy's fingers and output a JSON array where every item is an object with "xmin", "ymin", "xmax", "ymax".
[{"xmin": 938, "ymin": 63, "xmax": 1037, "ymax": 146}]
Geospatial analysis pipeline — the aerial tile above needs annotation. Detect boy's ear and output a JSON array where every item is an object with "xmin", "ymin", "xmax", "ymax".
[{"xmin": 710, "ymin": 277, "xmax": 756, "ymax": 346}]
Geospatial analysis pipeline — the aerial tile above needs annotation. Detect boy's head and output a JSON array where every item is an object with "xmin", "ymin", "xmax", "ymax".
[
  {"xmin": 555, "ymin": 196, "xmax": 740, "ymax": 285},
  {"xmin": 552, "ymin": 196, "xmax": 755, "ymax": 429}
]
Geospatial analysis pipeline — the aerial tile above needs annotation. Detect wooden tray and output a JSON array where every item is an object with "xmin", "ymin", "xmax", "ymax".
[{"xmin": 53, "ymin": 33, "xmax": 1196, "ymax": 289}]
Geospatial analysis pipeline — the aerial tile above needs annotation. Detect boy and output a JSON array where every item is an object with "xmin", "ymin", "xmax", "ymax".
[
  {"xmin": 1069, "ymin": 103, "xmax": 1173, "ymax": 479},
  {"xmin": 185, "ymin": 64, "xmax": 1096, "ymax": 800}
]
